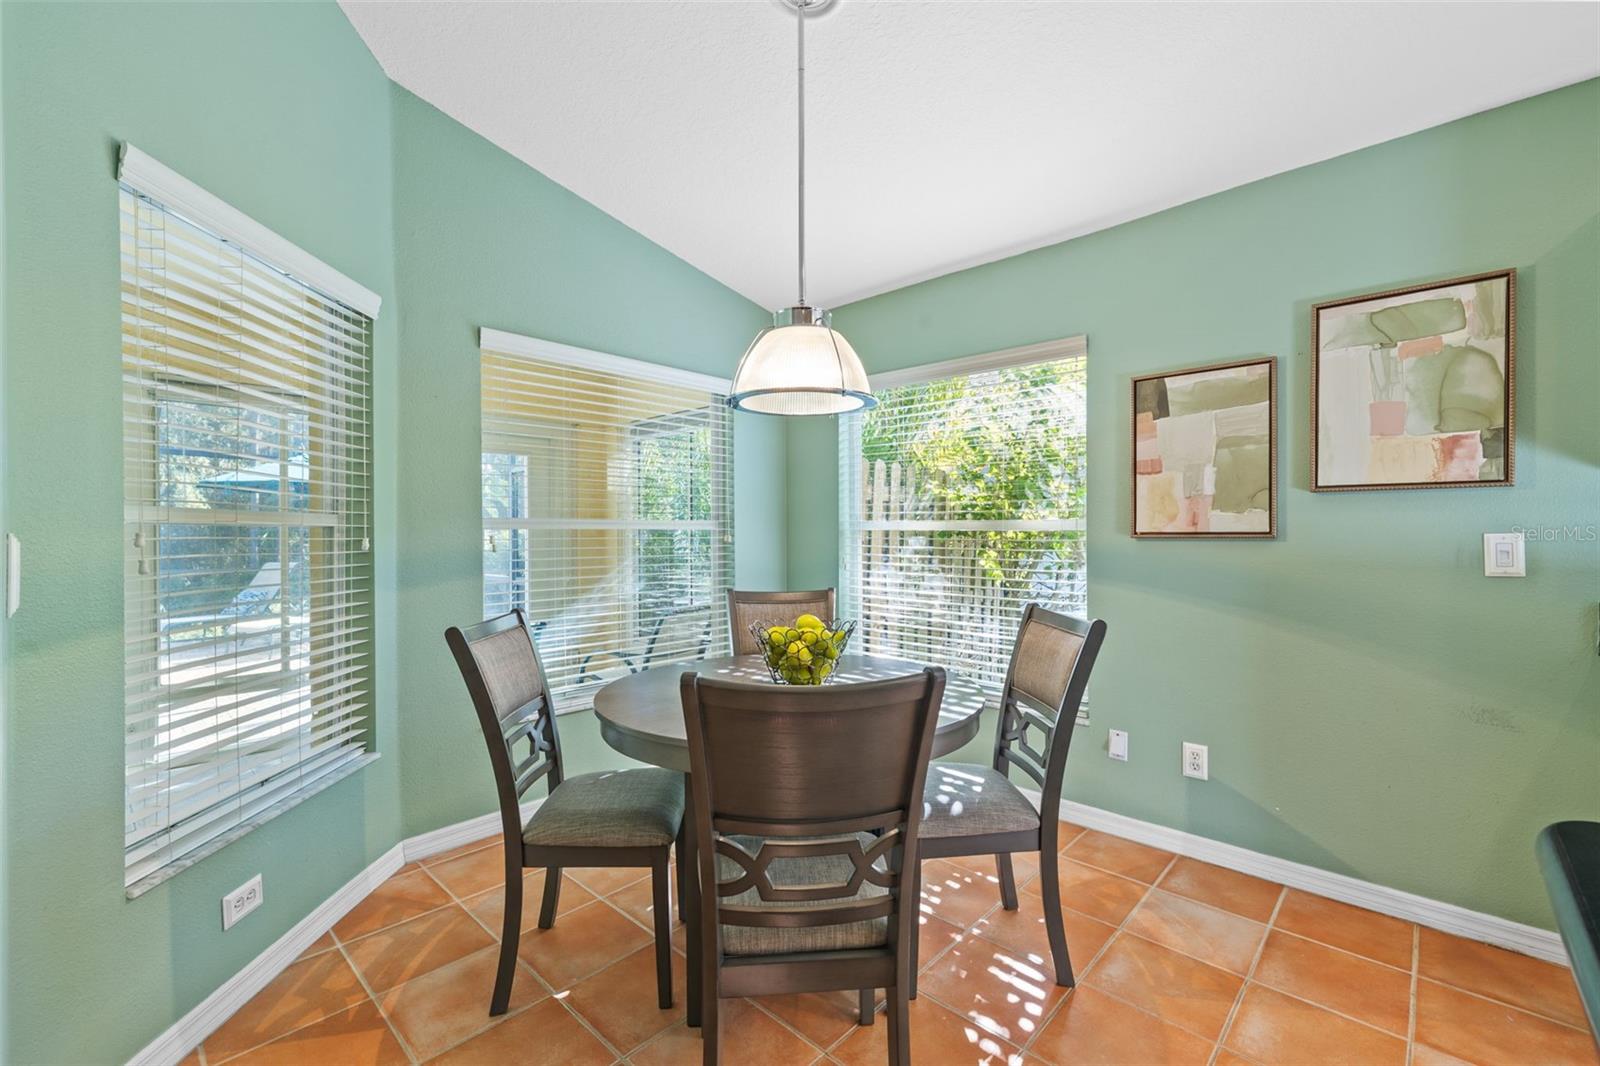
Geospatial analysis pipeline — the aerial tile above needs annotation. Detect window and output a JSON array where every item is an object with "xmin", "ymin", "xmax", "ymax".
[
  {"xmin": 839, "ymin": 340, "xmax": 1087, "ymax": 692},
  {"xmin": 480, "ymin": 330, "xmax": 734, "ymax": 709},
  {"xmin": 121, "ymin": 149, "xmax": 378, "ymax": 893}
]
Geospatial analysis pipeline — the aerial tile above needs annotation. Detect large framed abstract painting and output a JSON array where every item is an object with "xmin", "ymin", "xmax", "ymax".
[
  {"xmin": 1312, "ymin": 269, "xmax": 1515, "ymax": 491},
  {"xmin": 1133, "ymin": 356, "xmax": 1276, "ymax": 538}
]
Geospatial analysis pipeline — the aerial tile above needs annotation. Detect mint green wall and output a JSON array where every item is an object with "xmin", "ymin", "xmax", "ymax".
[
  {"xmin": 0, "ymin": 3, "xmax": 10, "ymax": 1039},
  {"xmin": 388, "ymin": 87, "xmax": 778, "ymax": 837},
  {"xmin": 0, "ymin": 4, "xmax": 774, "ymax": 1062},
  {"xmin": 798, "ymin": 79, "xmax": 1600, "ymax": 928},
  {"xmin": 0, "ymin": 4, "xmax": 401, "ymax": 1062}
]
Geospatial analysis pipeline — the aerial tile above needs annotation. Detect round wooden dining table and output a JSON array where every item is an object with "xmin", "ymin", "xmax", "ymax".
[
  {"xmin": 591, "ymin": 652, "xmax": 989, "ymax": 1028},
  {"xmin": 591, "ymin": 652, "xmax": 989, "ymax": 772}
]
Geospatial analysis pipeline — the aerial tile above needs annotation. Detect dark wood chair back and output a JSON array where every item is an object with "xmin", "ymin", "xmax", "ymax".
[
  {"xmin": 726, "ymin": 587, "xmax": 837, "ymax": 655},
  {"xmin": 680, "ymin": 669, "xmax": 944, "ymax": 953},
  {"xmin": 445, "ymin": 609, "xmax": 565, "ymax": 848},
  {"xmin": 992, "ymin": 604, "xmax": 1106, "ymax": 813}
]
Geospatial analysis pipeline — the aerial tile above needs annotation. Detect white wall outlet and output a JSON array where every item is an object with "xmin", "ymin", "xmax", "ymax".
[
  {"xmin": 1182, "ymin": 742, "xmax": 1209, "ymax": 780},
  {"xmin": 1483, "ymin": 532, "xmax": 1525, "ymax": 577},
  {"xmin": 1108, "ymin": 729, "xmax": 1129, "ymax": 762},
  {"xmin": 222, "ymin": 874, "xmax": 263, "ymax": 930}
]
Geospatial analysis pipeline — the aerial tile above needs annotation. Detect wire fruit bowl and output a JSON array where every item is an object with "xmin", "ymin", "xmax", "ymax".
[{"xmin": 750, "ymin": 619, "xmax": 856, "ymax": 685}]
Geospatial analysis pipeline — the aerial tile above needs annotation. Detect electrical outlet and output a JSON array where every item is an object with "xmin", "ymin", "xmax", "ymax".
[
  {"xmin": 1182, "ymin": 742, "xmax": 1208, "ymax": 781},
  {"xmin": 1108, "ymin": 729, "xmax": 1129, "ymax": 762},
  {"xmin": 222, "ymin": 874, "xmax": 263, "ymax": 930}
]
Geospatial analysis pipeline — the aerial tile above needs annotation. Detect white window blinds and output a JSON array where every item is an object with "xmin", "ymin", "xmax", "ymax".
[
  {"xmin": 840, "ymin": 342, "xmax": 1087, "ymax": 691},
  {"xmin": 122, "ymin": 183, "xmax": 375, "ymax": 892},
  {"xmin": 480, "ymin": 334, "xmax": 734, "ymax": 710}
]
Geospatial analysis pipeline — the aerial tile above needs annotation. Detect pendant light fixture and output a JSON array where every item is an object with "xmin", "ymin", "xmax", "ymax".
[{"xmin": 728, "ymin": 0, "xmax": 874, "ymax": 415}]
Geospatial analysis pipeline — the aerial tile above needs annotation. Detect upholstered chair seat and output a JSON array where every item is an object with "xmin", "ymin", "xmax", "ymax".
[
  {"xmin": 523, "ymin": 768, "xmax": 685, "ymax": 848},
  {"xmin": 921, "ymin": 764, "xmax": 1041, "ymax": 839}
]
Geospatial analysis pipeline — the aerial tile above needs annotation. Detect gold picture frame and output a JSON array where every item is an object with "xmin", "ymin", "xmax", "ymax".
[
  {"xmin": 1131, "ymin": 356, "xmax": 1277, "ymax": 539},
  {"xmin": 1311, "ymin": 269, "xmax": 1515, "ymax": 492}
]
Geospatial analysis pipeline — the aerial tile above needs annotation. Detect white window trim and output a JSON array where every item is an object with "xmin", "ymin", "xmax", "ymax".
[
  {"xmin": 117, "ymin": 144, "xmax": 382, "ymax": 317},
  {"xmin": 479, "ymin": 328, "xmax": 730, "ymax": 395},
  {"xmin": 868, "ymin": 335, "xmax": 1088, "ymax": 391},
  {"xmin": 120, "ymin": 173, "xmax": 378, "ymax": 895}
]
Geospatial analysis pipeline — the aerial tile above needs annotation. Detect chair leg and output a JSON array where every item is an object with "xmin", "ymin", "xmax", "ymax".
[
  {"xmin": 909, "ymin": 861, "xmax": 922, "ymax": 1000},
  {"xmin": 675, "ymin": 819, "xmax": 689, "ymax": 924},
  {"xmin": 996, "ymin": 852, "xmax": 1020, "ymax": 910},
  {"xmin": 701, "ymin": 990, "xmax": 719, "ymax": 1066},
  {"xmin": 491, "ymin": 866, "xmax": 522, "ymax": 1015},
  {"xmin": 652, "ymin": 853, "xmax": 673, "ymax": 1009},
  {"xmin": 885, "ymin": 983, "xmax": 910, "ymax": 1066},
  {"xmin": 858, "ymin": 987, "xmax": 874, "ymax": 1025},
  {"xmin": 684, "ymin": 774, "xmax": 702, "ymax": 1029},
  {"xmin": 1036, "ymin": 845, "xmax": 1075, "ymax": 987},
  {"xmin": 538, "ymin": 866, "xmax": 563, "ymax": 929}
]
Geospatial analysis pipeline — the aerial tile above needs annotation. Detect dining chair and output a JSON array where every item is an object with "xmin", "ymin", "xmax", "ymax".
[
  {"xmin": 914, "ymin": 603, "xmax": 1106, "ymax": 991},
  {"xmin": 725, "ymin": 587, "xmax": 836, "ymax": 655},
  {"xmin": 446, "ymin": 609, "xmax": 687, "ymax": 1015},
  {"xmin": 680, "ymin": 668, "xmax": 945, "ymax": 1066}
]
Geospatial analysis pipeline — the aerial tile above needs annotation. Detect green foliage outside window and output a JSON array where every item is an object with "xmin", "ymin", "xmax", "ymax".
[{"xmin": 858, "ymin": 361, "xmax": 1085, "ymax": 587}]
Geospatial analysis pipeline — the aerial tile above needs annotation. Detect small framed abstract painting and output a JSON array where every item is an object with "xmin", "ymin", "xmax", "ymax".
[
  {"xmin": 1312, "ymin": 269, "xmax": 1514, "ymax": 491},
  {"xmin": 1132, "ymin": 356, "xmax": 1276, "ymax": 538}
]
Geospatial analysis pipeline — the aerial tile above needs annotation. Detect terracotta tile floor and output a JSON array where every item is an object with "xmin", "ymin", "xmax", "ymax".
[{"xmin": 187, "ymin": 827, "xmax": 1598, "ymax": 1065}]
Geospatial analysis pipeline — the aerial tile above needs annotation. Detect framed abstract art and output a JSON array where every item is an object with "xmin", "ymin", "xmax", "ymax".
[
  {"xmin": 1132, "ymin": 356, "xmax": 1276, "ymax": 538},
  {"xmin": 1311, "ymin": 269, "xmax": 1514, "ymax": 491}
]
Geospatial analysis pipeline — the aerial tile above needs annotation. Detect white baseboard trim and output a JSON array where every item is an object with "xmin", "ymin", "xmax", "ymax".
[
  {"xmin": 127, "ymin": 802, "xmax": 541, "ymax": 1066},
  {"xmin": 1042, "ymin": 794, "xmax": 1567, "ymax": 966},
  {"xmin": 127, "ymin": 842, "xmax": 405, "ymax": 1066},
  {"xmin": 402, "ymin": 800, "xmax": 543, "ymax": 863},
  {"xmin": 132, "ymin": 790, "xmax": 1569, "ymax": 1065}
]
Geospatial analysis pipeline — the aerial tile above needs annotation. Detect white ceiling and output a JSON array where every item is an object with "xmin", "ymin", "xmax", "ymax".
[{"xmin": 341, "ymin": 1, "xmax": 1599, "ymax": 311}]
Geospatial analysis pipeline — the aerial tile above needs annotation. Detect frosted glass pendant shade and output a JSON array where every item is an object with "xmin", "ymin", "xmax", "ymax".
[{"xmin": 728, "ymin": 308, "xmax": 875, "ymax": 415}]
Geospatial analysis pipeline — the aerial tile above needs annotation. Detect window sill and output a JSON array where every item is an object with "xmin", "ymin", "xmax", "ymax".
[{"xmin": 125, "ymin": 751, "xmax": 380, "ymax": 900}]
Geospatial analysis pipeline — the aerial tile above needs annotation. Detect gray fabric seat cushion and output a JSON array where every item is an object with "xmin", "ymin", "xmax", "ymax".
[
  {"xmin": 523, "ymin": 768, "xmax": 684, "ymax": 848},
  {"xmin": 716, "ymin": 834, "xmax": 890, "ymax": 956},
  {"xmin": 921, "ymin": 763, "xmax": 1041, "ymax": 839}
]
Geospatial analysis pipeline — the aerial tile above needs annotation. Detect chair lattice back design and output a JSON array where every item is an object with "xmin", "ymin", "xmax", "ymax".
[
  {"xmin": 446, "ymin": 609, "xmax": 564, "ymax": 834},
  {"xmin": 726, "ymin": 587, "xmax": 836, "ymax": 656},
  {"xmin": 714, "ymin": 828, "xmax": 901, "ymax": 922},
  {"xmin": 993, "ymin": 603, "xmax": 1105, "ymax": 810}
]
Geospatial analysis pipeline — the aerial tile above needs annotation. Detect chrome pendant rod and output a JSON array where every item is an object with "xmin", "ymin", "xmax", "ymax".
[{"xmin": 796, "ymin": 0, "xmax": 807, "ymax": 308}]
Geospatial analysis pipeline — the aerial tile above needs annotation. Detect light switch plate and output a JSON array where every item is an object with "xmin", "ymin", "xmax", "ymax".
[
  {"xmin": 1108, "ymin": 729, "xmax": 1129, "ymax": 762},
  {"xmin": 1483, "ymin": 533, "xmax": 1526, "ymax": 577},
  {"xmin": 5, "ymin": 534, "xmax": 18, "ymax": 617}
]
